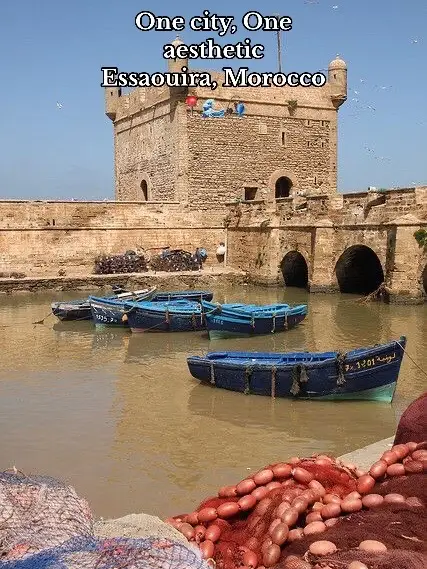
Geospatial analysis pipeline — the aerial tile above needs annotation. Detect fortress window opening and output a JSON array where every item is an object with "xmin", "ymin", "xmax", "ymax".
[
  {"xmin": 140, "ymin": 180, "xmax": 148, "ymax": 201},
  {"xmin": 244, "ymin": 187, "xmax": 258, "ymax": 201},
  {"xmin": 275, "ymin": 177, "xmax": 293, "ymax": 199}
]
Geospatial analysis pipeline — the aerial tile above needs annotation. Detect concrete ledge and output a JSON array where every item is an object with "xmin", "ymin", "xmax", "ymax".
[
  {"xmin": 338, "ymin": 437, "xmax": 393, "ymax": 470},
  {"xmin": 0, "ymin": 269, "xmax": 248, "ymax": 293},
  {"xmin": 388, "ymin": 294, "xmax": 426, "ymax": 305}
]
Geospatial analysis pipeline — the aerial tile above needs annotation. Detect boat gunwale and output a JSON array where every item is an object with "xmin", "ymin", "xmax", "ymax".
[{"xmin": 187, "ymin": 337, "xmax": 406, "ymax": 370}]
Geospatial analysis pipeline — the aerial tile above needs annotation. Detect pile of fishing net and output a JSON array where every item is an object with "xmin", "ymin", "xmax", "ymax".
[
  {"xmin": 0, "ymin": 471, "xmax": 210, "ymax": 569},
  {"xmin": 150, "ymin": 250, "xmax": 201, "ymax": 272},
  {"xmin": 168, "ymin": 442, "xmax": 427, "ymax": 569},
  {"xmin": 94, "ymin": 251, "xmax": 148, "ymax": 274}
]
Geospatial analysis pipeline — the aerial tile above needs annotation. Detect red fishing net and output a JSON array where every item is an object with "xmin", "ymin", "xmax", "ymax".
[
  {"xmin": 168, "ymin": 443, "xmax": 427, "ymax": 569},
  {"xmin": 394, "ymin": 391, "xmax": 427, "ymax": 445}
]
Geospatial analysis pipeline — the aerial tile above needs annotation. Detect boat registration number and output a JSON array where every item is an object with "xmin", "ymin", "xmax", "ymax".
[
  {"xmin": 212, "ymin": 317, "xmax": 224, "ymax": 324},
  {"xmin": 96, "ymin": 315, "xmax": 116, "ymax": 323},
  {"xmin": 344, "ymin": 352, "xmax": 396, "ymax": 372}
]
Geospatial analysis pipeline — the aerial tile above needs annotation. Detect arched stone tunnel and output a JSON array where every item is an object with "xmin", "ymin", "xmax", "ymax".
[
  {"xmin": 280, "ymin": 251, "xmax": 309, "ymax": 288},
  {"xmin": 422, "ymin": 265, "xmax": 427, "ymax": 296},
  {"xmin": 335, "ymin": 245, "xmax": 385, "ymax": 294}
]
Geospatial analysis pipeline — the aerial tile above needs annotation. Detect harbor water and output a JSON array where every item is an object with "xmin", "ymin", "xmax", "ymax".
[{"xmin": 0, "ymin": 285, "xmax": 425, "ymax": 519}]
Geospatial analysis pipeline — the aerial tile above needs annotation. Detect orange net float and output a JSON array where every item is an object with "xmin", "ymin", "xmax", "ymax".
[{"xmin": 167, "ymin": 442, "xmax": 426, "ymax": 569}]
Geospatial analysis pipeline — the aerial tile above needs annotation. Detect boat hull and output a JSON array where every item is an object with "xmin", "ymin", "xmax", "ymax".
[
  {"xmin": 52, "ymin": 287, "xmax": 157, "ymax": 322},
  {"xmin": 205, "ymin": 309, "xmax": 307, "ymax": 339},
  {"xmin": 126, "ymin": 302, "xmax": 206, "ymax": 333},
  {"xmin": 90, "ymin": 301, "xmax": 128, "ymax": 327},
  {"xmin": 51, "ymin": 302, "xmax": 91, "ymax": 322},
  {"xmin": 187, "ymin": 337, "xmax": 406, "ymax": 402},
  {"xmin": 88, "ymin": 288, "xmax": 158, "ymax": 327}
]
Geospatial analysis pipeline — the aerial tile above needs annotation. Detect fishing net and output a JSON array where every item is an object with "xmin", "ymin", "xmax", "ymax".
[
  {"xmin": 150, "ymin": 250, "xmax": 200, "ymax": 272},
  {"xmin": 1, "ymin": 537, "xmax": 212, "ymax": 569},
  {"xmin": 169, "ymin": 442, "xmax": 427, "ymax": 569},
  {"xmin": 0, "ymin": 471, "xmax": 211, "ymax": 569},
  {"xmin": 394, "ymin": 391, "xmax": 427, "ymax": 446},
  {"xmin": 94, "ymin": 253, "xmax": 148, "ymax": 274},
  {"xmin": 280, "ymin": 474, "xmax": 426, "ymax": 569},
  {"xmin": 0, "ymin": 470, "xmax": 93, "ymax": 559}
]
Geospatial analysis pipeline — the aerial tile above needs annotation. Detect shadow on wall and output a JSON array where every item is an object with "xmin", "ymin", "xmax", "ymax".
[{"xmin": 335, "ymin": 245, "xmax": 384, "ymax": 295}]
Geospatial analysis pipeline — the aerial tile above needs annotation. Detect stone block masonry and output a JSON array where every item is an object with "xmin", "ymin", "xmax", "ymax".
[
  {"xmin": 0, "ymin": 201, "xmax": 226, "ymax": 277},
  {"xmin": 225, "ymin": 187, "xmax": 427, "ymax": 303}
]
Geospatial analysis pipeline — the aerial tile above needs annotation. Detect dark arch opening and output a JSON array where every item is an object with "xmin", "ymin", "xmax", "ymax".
[
  {"xmin": 280, "ymin": 251, "xmax": 309, "ymax": 288},
  {"xmin": 140, "ymin": 180, "xmax": 148, "ymax": 201},
  {"xmin": 335, "ymin": 245, "xmax": 384, "ymax": 294},
  {"xmin": 275, "ymin": 177, "xmax": 292, "ymax": 199},
  {"xmin": 422, "ymin": 265, "xmax": 427, "ymax": 296}
]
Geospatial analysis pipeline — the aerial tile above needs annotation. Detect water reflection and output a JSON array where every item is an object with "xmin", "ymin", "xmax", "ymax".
[{"xmin": 187, "ymin": 383, "xmax": 399, "ymax": 443}]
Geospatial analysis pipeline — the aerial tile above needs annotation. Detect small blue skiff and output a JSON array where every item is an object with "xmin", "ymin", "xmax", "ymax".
[
  {"xmin": 187, "ymin": 336, "xmax": 406, "ymax": 402},
  {"xmin": 124, "ymin": 299, "xmax": 206, "ymax": 332},
  {"xmin": 201, "ymin": 301, "xmax": 308, "ymax": 339},
  {"xmin": 88, "ymin": 286, "xmax": 155, "ymax": 326},
  {"xmin": 52, "ymin": 286, "xmax": 157, "ymax": 322}
]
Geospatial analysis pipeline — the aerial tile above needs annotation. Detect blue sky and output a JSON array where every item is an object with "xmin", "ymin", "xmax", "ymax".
[{"xmin": 0, "ymin": 0, "xmax": 425, "ymax": 199}]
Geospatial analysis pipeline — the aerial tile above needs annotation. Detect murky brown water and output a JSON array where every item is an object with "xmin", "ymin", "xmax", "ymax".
[{"xmin": 0, "ymin": 286, "xmax": 425, "ymax": 520}]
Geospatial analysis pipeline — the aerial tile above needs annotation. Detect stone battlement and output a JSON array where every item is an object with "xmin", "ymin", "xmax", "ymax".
[{"xmin": 224, "ymin": 186, "xmax": 427, "ymax": 227}]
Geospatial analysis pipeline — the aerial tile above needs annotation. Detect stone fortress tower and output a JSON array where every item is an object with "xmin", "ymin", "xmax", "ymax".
[{"xmin": 105, "ymin": 40, "xmax": 347, "ymax": 206}]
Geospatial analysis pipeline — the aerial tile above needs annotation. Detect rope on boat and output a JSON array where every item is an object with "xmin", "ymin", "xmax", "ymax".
[
  {"xmin": 284, "ymin": 312, "xmax": 288, "ymax": 330},
  {"xmin": 137, "ymin": 319, "xmax": 169, "ymax": 332},
  {"xmin": 396, "ymin": 340, "xmax": 427, "ymax": 379},
  {"xmin": 271, "ymin": 313, "xmax": 276, "ymax": 333},
  {"xmin": 271, "ymin": 366, "xmax": 277, "ymax": 398},
  {"xmin": 210, "ymin": 362, "xmax": 215, "ymax": 385},
  {"xmin": 336, "ymin": 352, "xmax": 347, "ymax": 386},
  {"xmin": 290, "ymin": 364, "xmax": 309, "ymax": 396},
  {"xmin": 165, "ymin": 308, "xmax": 170, "ymax": 324},
  {"xmin": 244, "ymin": 366, "xmax": 253, "ymax": 395}
]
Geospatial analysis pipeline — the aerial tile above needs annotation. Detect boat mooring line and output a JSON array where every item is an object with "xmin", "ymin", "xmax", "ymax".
[
  {"xmin": 33, "ymin": 311, "xmax": 54, "ymax": 325},
  {"xmin": 396, "ymin": 340, "xmax": 427, "ymax": 379}
]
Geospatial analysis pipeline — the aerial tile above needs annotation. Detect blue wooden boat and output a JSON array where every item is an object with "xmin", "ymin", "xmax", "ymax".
[
  {"xmin": 51, "ymin": 286, "xmax": 157, "ymax": 322},
  {"xmin": 153, "ymin": 290, "xmax": 213, "ymax": 302},
  {"xmin": 89, "ymin": 286, "xmax": 157, "ymax": 326},
  {"xmin": 124, "ymin": 299, "xmax": 206, "ymax": 332},
  {"xmin": 187, "ymin": 336, "xmax": 406, "ymax": 402},
  {"xmin": 201, "ymin": 301, "xmax": 308, "ymax": 339}
]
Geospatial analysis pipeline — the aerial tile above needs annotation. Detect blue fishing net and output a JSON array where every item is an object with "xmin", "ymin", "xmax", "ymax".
[
  {"xmin": 0, "ymin": 470, "xmax": 93, "ymax": 559},
  {"xmin": 0, "ymin": 471, "xmax": 209, "ymax": 569},
  {"xmin": 1, "ymin": 536, "xmax": 210, "ymax": 569}
]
